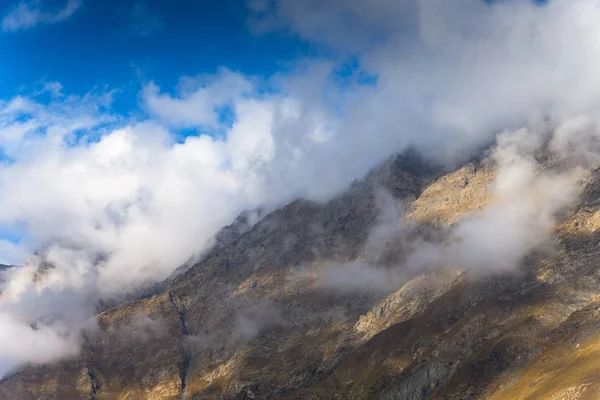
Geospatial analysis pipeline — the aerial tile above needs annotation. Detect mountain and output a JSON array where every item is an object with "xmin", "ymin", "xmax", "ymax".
[{"xmin": 2, "ymin": 150, "xmax": 600, "ymax": 400}]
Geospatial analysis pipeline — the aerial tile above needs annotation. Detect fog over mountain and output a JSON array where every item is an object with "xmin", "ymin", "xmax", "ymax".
[{"xmin": 3, "ymin": 1, "xmax": 600, "ymax": 396}]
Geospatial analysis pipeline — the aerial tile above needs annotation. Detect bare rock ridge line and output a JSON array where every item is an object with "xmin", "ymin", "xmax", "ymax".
[{"xmin": 4, "ymin": 151, "xmax": 600, "ymax": 399}]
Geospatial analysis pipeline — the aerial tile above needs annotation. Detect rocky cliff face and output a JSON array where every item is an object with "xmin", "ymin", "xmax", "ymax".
[{"xmin": 3, "ymin": 152, "xmax": 600, "ymax": 400}]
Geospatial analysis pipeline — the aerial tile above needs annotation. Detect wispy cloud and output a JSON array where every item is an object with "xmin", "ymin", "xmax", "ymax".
[{"xmin": 2, "ymin": 0, "xmax": 81, "ymax": 33}]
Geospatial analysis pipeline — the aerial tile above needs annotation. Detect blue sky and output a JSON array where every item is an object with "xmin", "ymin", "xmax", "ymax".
[{"xmin": 0, "ymin": 0, "xmax": 315, "ymax": 115}]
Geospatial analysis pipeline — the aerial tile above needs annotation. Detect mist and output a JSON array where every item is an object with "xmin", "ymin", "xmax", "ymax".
[
  {"xmin": 324, "ymin": 125, "xmax": 590, "ymax": 293},
  {"xmin": 3, "ymin": 0, "xmax": 600, "ymax": 377}
]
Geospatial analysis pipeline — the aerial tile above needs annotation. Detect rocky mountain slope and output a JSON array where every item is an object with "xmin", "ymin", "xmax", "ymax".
[{"xmin": 3, "ymin": 150, "xmax": 600, "ymax": 400}]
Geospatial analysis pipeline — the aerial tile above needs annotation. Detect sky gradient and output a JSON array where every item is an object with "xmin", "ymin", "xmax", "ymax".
[{"xmin": 0, "ymin": 0, "xmax": 316, "ymax": 114}]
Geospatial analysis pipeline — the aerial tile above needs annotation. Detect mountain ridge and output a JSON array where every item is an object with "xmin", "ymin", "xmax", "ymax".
[{"xmin": 2, "ymin": 149, "xmax": 600, "ymax": 399}]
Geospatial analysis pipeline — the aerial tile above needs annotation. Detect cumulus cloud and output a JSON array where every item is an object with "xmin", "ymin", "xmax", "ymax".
[
  {"xmin": 2, "ymin": 0, "xmax": 81, "ymax": 32},
  {"xmin": 251, "ymin": 0, "xmax": 600, "ymax": 164},
  {"xmin": 4, "ymin": 0, "xmax": 600, "ymax": 379}
]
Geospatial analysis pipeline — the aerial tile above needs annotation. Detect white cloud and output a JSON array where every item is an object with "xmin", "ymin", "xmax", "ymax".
[
  {"xmin": 32, "ymin": 80, "xmax": 64, "ymax": 99},
  {"xmin": 250, "ymin": 0, "xmax": 600, "ymax": 163},
  {"xmin": 2, "ymin": 0, "xmax": 81, "ymax": 32},
  {"xmin": 142, "ymin": 69, "xmax": 254, "ymax": 129}
]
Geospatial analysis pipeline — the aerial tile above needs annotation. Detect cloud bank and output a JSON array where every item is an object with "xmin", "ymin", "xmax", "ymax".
[{"xmin": 3, "ymin": 0, "xmax": 600, "ymax": 378}]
